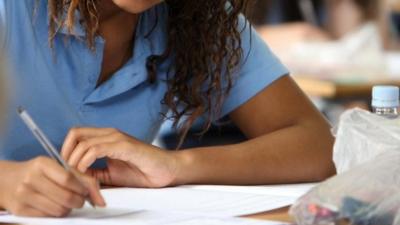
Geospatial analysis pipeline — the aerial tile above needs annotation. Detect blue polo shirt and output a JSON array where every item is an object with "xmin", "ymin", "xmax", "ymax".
[{"xmin": 0, "ymin": 0, "xmax": 288, "ymax": 161}]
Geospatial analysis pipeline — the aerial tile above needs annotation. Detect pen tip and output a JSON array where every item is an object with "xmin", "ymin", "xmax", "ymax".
[{"xmin": 17, "ymin": 106, "xmax": 24, "ymax": 114}]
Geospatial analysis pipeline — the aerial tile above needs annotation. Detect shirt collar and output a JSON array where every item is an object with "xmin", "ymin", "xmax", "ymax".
[
  {"xmin": 46, "ymin": 9, "xmax": 88, "ymax": 37},
  {"xmin": 81, "ymin": 4, "xmax": 169, "ymax": 104},
  {"xmin": 46, "ymin": 3, "xmax": 168, "ymax": 43}
]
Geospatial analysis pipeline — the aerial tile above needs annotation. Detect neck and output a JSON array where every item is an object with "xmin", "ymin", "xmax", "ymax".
[
  {"xmin": 95, "ymin": 1, "xmax": 140, "ymax": 86},
  {"xmin": 97, "ymin": 1, "xmax": 140, "ymax": 47}
]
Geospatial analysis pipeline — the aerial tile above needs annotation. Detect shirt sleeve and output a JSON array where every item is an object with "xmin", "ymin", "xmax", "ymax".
[{"xmin": 218, "ymin": 15, "xmax": 289, "ymax": 118}]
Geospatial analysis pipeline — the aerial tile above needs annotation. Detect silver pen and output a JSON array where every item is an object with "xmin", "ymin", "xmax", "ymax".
[{"xmin": 17, "ymin": 107, "xmax": 96, "ymax": 208}]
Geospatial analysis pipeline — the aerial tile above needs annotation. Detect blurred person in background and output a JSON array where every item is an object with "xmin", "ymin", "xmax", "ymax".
[
  {"xmin": 251, "ymin": 0, "xmax": 381, "ymax": 56},
  {"xmin": 247, "ymin": 0, "xmax": 400, "ymax": 125},
  {"xmin": 380, "ymin": 0, "xmax": 400, "ymax": 49}
]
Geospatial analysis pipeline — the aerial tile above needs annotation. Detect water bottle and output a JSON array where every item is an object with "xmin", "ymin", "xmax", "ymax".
[{"xmin": 371, "ymin": 86, "xmax": 399, "ymax": 118}]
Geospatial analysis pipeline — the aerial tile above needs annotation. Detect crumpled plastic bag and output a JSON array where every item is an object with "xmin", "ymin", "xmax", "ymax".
[
  {"xmin": 333, "ymin": 108, "xmax": 400, "ymax": 174},
  {"xmin": 289, "ymin": 108, "xmax": 400, "ymax": 225},
  {"xmin": 290, "ymin": 151, "xmax": 400, "ymax": 225}
]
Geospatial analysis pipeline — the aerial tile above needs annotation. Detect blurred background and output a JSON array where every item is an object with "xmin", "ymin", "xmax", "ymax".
[{"xmin": 155, "ymin": 0, "xmax": 400, "ymax": 149}]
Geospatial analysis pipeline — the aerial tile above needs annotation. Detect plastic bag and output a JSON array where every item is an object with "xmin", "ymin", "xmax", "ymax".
[
  {"xmin": 290, "ymin": 108, "xmax": 400, "ymax": 225},
  {"xmin": 333, "ymin": 108, "xmax": 400, "ymax": 174},
  {"xmin": 290, "ymin": 151, "xmax": 400, "ymax": 225}
]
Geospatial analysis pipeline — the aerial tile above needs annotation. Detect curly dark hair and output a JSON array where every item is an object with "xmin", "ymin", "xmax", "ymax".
[{"xmin": 48, "ymin": 0, "xmax": 251, "ymax": 148}]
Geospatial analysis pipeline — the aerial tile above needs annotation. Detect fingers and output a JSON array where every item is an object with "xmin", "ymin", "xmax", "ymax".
[
  {"xmin": 37, "ymin": 158, "xmax": 88, "ymax": 196},
  {"xmin": 13, "ymin": 205, "xmax": 55, "ymax": 218},
  {"xmin": 86, "ymin": 169, "xmax": 113, "ymax": 186},
  {"xmin": 61, "ymin": 127, "xmax": 116, "ymax": 161},
  {"xmin": 77, "ymin": 142, "xmax": 119, "ymax": 173},
  {"xmin": 39, "ymin": 158, "xmax": 105, "ymax": 207},
  {"xmin": 8, "ymin": 157, "xmax": 106, "ymax": 218},
  {"xmin": 25, "ymin": 191, "xmax": 70, "ymax": 217},
  {"xmin": 28, "ymin": 171, "xmax": 85, "ymax": 209},
  {"xmin": 13, "ymin": 184, "xmax": 69, "ymax": 217},
  {"xmin": 64, "ymin": 129, "xmax": 132, "ymax": 173},
  {"xmin": 67, "ymin": 134, "xmax": 119, "ymax": 168},
  {"xmin": 76, "ymin": 173, "xmax": 106, "ymax": 207},
  {"xmin": 41, "ymin": 158, "xmax": 106, "ymax": 207}
]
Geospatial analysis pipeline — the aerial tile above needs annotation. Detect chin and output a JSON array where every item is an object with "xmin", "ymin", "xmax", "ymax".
[{"xmin": 112, "ymin": 0, "xmax": 162, "ymax": 13}]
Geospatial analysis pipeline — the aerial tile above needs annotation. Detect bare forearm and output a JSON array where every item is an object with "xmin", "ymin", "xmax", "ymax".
[{"xmin": 173, "ymin": 121, "xmax": 335, "ymax": 185}]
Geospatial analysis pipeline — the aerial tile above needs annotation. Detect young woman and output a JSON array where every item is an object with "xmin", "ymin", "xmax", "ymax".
[{"xmin": 0, "ymin": 0, "xmax": 335, "ymax": 218}]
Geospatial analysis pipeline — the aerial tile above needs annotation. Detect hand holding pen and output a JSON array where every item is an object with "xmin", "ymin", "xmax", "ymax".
[{"xmin": 6, "ymin": 107, "xmax": 106, "ymax": 217}]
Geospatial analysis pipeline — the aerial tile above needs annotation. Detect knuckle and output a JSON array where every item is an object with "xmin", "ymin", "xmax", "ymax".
[
  {"xmin": 77, "ymin": 141, "xmax": 89, "ymax": 150},
  {"xmin": 121, "ymin": 141, "xmax": 132, "ymax": 149},
  {"xmin": 107, "ymin": 127, "xmax": 118, "ymax": 133},
  {"xmin": 90, "ymin": 145, "xmax": 101, "ymax": 154},
  {"xmin": 63, "ymin": 192, "xmax": 76, "ymax": 205},
  {"xmin": 83, "ymin": 152, "xmax": 96, "ymax": 164},
  {"xmin": 91, "ymin": 145, "xmax": 101, "ymax": 154},
  {"xmin": 32, "ymin": 161, "xmax": 42, "ymax": 172},
  {"xmin": 35, "ymin": 156, "xmax": 47, "ymax": 162},
  {"xmin": 86, "ymin": 177, "xmax": 98, "ymax": 188},
  {"xmin": 69, "ymin": 127, "xmax": 80, "ymax": 138},
  {"xmin": 32, "ymin": 156, "xmax": 47, "ymax": 169},
  {"xmin": 112, "ymin": 132, "xmax": 125, "ymax": 140},
  {"xmin": 12, "ymin": 204, "xmax": 26, "ymax": 216},
  {"xmin": 22, "ymin": 173, "xmax": 35, "ymax": 185},
  {"xmin": 61, "ymin": 173, "xmax": 75, "ymax": 186},
  {"xmin": 15, "ymin": 184, "xmax": 29, "ymax": 198},
  {"xmin": 89, "ymin": 177, "xmax": 97, "ymax": 185}
]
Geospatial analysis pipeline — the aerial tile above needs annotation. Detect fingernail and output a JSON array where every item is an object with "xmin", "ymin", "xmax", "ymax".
[
  {"xmin": 98, "ymin": 193, "xmax": 106, "ymax": 207},
  {"xmin": 98, "ymin": 201, "xmax": 106, "ymax": 207}
]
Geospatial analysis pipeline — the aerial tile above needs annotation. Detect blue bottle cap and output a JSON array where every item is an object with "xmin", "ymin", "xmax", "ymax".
[{"xmin": 372, "ymin": 86, "xmax": 400, "ymax": 108}]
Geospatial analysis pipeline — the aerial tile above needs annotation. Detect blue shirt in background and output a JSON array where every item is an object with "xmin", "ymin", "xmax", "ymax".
[{"xmin": 0, "ymin": 0, "xmax": 288, "ymax": 161}]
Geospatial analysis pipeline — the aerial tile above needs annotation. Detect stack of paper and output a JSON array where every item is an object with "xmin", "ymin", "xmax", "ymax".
[
  {"xmin": 0, "ymin": 183, "xmax": 316, "ymax": 225},
  {"xmin": 100, "ymin": 187, "xmax": 299, "ymax": 217},
  {"xmin": 182, "ymin": 183, "xmax": 316, "ymax": 197}
]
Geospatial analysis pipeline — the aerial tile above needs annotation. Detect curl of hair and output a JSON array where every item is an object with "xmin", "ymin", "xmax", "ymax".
[
  {"xmin": 48, "ymin": 0, "xmax": 98, "ymax": 49},
  {"xmin": 48, "ymin": 0, "xmax": 250, "ymax": 148}
]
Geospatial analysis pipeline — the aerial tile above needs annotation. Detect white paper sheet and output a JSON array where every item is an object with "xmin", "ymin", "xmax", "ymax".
[
  {"xmin": 0, "ymin": 184, "xmax": 309, "ymax": 224},
  {"xmin": 101, "ymin": 187, "xmax": 297, "ymax": 217},
  {"xmin": 182, "ymin": 183, "xmax": 316, "ymax": 197}
]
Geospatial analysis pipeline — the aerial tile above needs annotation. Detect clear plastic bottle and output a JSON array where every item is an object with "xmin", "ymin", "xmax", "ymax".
[{"xmin": 371, "ymin": 86, "xmax": 399, "ymax": 119}]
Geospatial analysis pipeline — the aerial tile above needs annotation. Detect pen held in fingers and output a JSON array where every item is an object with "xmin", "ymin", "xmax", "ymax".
[
  {"xmin": 70, "ymin": 170, "xmax": 106, "ymax": 208},
  {"xmin": 17, "ymin": 107, "xmax": 105, "ymax": 208}
]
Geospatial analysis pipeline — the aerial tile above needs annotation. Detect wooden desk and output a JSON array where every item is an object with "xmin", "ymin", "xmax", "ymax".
[
  {"xmin": 248, "ymin": 207, "xmax": 350, "ymax": 225},
  {"xmin": 294, "ymin": 76, "xmax": 400, "ymax": 99},
  {"xmin": 246, "ymin": 206, "xmax": 293, "ymax": 223}
]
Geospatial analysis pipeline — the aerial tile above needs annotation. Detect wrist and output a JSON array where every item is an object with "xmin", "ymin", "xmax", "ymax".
[{"xmin": 170, "ymin": 150, "xmax": 195, "ymax": 186}]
